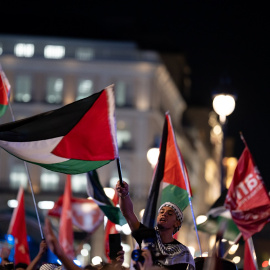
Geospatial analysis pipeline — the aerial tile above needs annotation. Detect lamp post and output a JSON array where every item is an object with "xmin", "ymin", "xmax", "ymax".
[
  {"xmin": 212, "ymin": 93, "xmax": 236, "ymax": 193},
  {"xmin": 147, "ymin": 135, "xmax": 160, "ymax": 168}
]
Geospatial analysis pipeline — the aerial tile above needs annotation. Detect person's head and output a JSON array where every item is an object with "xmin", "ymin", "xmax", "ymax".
[
  {"xmin": 157, "ymin": 202, "xmax": 183, "ymax": 234},
  {"xmin": 14, "ymin": 263, "xmax": 28, "ymax": 270}
]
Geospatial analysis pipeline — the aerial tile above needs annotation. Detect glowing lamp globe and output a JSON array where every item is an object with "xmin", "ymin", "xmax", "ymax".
[{"xmin": 212, "ymin": 94, "xmax": 236, "ymax": 123}]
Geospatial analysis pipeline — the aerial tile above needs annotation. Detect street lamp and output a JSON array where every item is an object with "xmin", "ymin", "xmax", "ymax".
[
  {"xmin": 212, "ymin": 94, "xmax": 236, "ymax": 124},
  {"xmin": 212, "ymin": 93, "xmax": 236, "ymax": 193},
  {"xmin": 147, "ymin": 135, "xmax": 160, "ymax": 168}
]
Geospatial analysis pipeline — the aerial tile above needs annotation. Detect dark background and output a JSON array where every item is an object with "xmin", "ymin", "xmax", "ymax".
[{"xmin": 1, "ymin": 1, "xmax": 270, "ymax": 187}]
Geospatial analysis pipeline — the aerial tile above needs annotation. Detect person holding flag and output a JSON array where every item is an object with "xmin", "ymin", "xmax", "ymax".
[{"xmin": 116, "ymin": 181, "xmax": 195, "ymax": 270}]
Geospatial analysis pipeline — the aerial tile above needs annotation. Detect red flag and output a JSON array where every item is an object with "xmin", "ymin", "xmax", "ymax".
[
  {"xmin": 104, "ymin": 189, "xmax": 119, "ymax": 262},
  {"xmin": 48, "ymin": 195, "xmax": 104, "ymax": 233},
  {"xmin": 0, "ymin": 68, "xmax": 11, "ymax": 117},
  {"xmin": 58, "ymin": 175, "xmax": 74, "ymax": 259},
  {"xmin": 244, "ymin": 238, "xmax": 258, "ymax": 270},
  {"xmin": 225, "ymin": 141, "xmax": 270, "ymax": 240},
  {"xmin": 8, "ymin": 187, "xmax": 30, "ymax": 265}
]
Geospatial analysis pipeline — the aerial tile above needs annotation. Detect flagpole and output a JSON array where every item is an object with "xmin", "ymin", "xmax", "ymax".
[
  {"xmin": 180, "ymin": 156, "xmax": 203, "ymax": 256},
  {"xmin": 247, "ymin": 237, "xmax": 259, "ymax": 270},
  {"xmin": 23, "ymin": 162, "xmax": 44, "ymax": 239},
  {"xmin": 223, "ymin": 232, "xmax": 242, "ymax": 258},
  {"xmin": 3, "ymin": 78, "xmax": 44, "ymax": 239},
  {"xmin": 169, "ymin": 113, "xmax": 202, "ymax": 256},
  {"xmin": 116, "ymin": 157, "xmax": 124, "ymax": 187}
]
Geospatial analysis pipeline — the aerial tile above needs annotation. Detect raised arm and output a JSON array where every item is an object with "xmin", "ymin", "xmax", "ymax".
[
  {"xmin": 116, "ymin": 180, "xmax": 140, "ymax": 232},
  {"xmin": 26, "ymin": 239, "xmax": 47, "ymax": 270},
  {"xmin": 44, "ymin": 218, "xmax": 82, "ymax": 270}
]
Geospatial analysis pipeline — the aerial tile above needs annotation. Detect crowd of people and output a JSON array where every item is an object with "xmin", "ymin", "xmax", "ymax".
[{"xmin": 1, "ymin": 180, "xmax": 200, "ymax": 270}]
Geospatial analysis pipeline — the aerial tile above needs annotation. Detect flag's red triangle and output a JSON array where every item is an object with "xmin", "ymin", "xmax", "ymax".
[
  {"xmin": 52, "ymin": 90, "xmax": 116, "ymax": 161},
  {"xmin": 163, "ymin": 114, "xmax": 187, "ymax": 190}
]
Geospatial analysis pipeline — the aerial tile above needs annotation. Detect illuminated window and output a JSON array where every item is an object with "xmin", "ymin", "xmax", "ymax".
[
  {"xmin": 115, "ymin": 81, "xmax": 133, "ymax": 107},
  {"xmin": 117, "ymin": 120, "xmax": 132, "ymax": 149},
  {"xmin": 71, "ymin": 174, "xmax": 87, "ymax": 193},
  {"xmin": 15, "ymin": 75, "xmax": 32, "ymax": 102},
  {"xmin": 109, "ymin": 169, "xmax": 129, "ymax": 188},
  {"xmin": 10, "ymin": 164, "xmax": 27, "ymax": 189},
  {"xmin": 14, "ymin": 43, "xmax": 34, "ymax": 57},
  {"xmin": 0, "ymin": 43, "xmax": 3, "ymax": 55},
  {"xmin": 75, "ymin": 48, "xmax": 94, "ymax": 61},
  {"xmin": 40, "ymin": 169, "xmax": 60, "ymax": 191},
  {"xmin": 76, "ymin": 79, "xmax": 93, "ymax": 100},
  {"xmin": 44, "ymin": 45, "xmax": 65, "ymax": 59},
  {"xmin": 46, "ymin": 77, "xmax": 63, "ymax": 104}
]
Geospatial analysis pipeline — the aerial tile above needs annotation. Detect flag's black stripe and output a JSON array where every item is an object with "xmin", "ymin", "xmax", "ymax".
[
  {"xmin": 142, "ymin": 116, "xmax": 168, "ymax": 228},
  {"xmin": 0, "ymin": 90, "xmax": 103, "ymax": 142},
  {"xmin": 86, "ymin": 170, "xmax": 113, "ymax": 206}
]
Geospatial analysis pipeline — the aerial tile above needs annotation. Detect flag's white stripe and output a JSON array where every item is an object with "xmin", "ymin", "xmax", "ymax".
[
  {"xmin": 0, "ymin": 137, "xmax": 69, "ymax": 164},
  {"xmin": 106, "ymin": 84, "xmax": 118, "ymax": 157}
]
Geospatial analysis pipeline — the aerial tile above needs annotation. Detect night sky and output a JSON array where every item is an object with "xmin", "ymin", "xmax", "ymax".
[{"xmin": 1, "ymin": 1, "xmax": 270, "ymax": 186}]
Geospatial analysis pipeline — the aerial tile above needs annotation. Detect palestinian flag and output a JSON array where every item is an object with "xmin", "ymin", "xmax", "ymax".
[
  {"xmin": 197, "ymin": 189, "xmax": 240, "ymax": 241},
  {"xmin": 86, "ymin": 170, "xmax": 126, "ymax": 226},
  {"xmin": 143, "ymin": 112, "xmax": 192, "ymax": 228},
  {"xmin": 0, "ymin": 68, "xmax": 11, "ymax": 117},
  {"xmin": 0, "ymin": 85, "xmax": 118, "ymax": 174},
  {"xmin": 160, "ymin": 113, "xmax": 192, "ymax": 210}
]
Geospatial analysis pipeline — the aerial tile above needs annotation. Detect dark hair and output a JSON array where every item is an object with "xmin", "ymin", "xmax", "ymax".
[
  {"xmin": 84, "ymin": 265, "xmax": 98, "ymax": 270},
  {"xmin": 15, "ymin": 263, "xmax": 28, "ymax": 270}
]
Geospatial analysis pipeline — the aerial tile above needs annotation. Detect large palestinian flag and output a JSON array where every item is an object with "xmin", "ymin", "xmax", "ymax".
[
  {"xmin": 0, "ymin": 69, "xmax": 11, "ymax": 117},
  {"xmin": 143, "ymin": 112, "xmax": 192, "ymax": 228},
  {"xmin": 160, "ymin": 113, "xmax": 192, "ymax": 210},
  {"xmin": 0, "ymin": 85, "xmax": 118, "ymax": 174}
]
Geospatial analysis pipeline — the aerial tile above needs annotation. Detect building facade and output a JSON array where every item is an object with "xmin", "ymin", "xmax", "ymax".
[{"xmin": 0, "ymin": 35, "xmax": 220, "ymax": 266}]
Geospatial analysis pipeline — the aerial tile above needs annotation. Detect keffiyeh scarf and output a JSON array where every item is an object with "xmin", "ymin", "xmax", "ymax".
[{"xmin": 154, "ymin": 226, "xmax": 195, "ymax": 270}]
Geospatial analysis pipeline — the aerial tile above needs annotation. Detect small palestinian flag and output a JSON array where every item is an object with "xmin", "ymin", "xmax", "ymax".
[
  {"xmin": 0, "ymin": 69, "xmax": 11, "ymax": 117},
  {"xmin": 0, "ymin": 85, "xmax": 118, "ymax": 174},
  {"xmin": 86, "ymin": 170, "xmax": 126, "ymax": 226}
]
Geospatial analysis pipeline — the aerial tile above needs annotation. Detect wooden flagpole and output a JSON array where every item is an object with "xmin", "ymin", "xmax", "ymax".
[{"xmin": 1, "ymin": 71, "xmax": 44, "ymax": 239}]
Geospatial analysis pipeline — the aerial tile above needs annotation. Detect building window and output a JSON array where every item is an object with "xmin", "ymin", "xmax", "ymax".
[
  {"xmin": 9, "ymin": 164, "xmax": 28, "ymax": 189},
  {"xmin": 15, "ymin": 75, "xmax": 32, "ymax": 102},
  {"xmin": 0, "ymin": 43, "xmax": 3, "ymax": 55},
  {"xmin": 109, "ymin": 169, "xmax": 129, "ymax": 188},
  {"xmin": 44, "ymin": 45, "xmax": 65, "ymax": 59},
  {"xmin": 115, "ymin": 81, "xmax": 133, "ymax": 107},
  {"xmin": 117, "ymin": 120, "xmax": 132, "ymax": 150},
  {"xmin": 71, "ymin": 174, "xmax": 87, "ymax": 193},
  {"xmin": 14, "ymin": 43, "xmax": 34, "ymax": 57},
  {"xmin": 76, "ymin": 79, "xmax": 93, "ymax": 100},
  {"xmin": 46, "ymin": 77, "xmax": 63, "ymax": 104},
  {"xmin": 75, "ymin": 48, "xmax": 95, "ymax": 61},
  {"xmin": 40, "ymin": 169, "xmax": 60, "ymax": 191}
]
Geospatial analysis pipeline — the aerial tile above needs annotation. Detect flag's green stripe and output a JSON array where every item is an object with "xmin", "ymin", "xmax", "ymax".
[
  {"xmin": 0, "ymin": 104, "xmax": 7, "ymax": 117},
  {"xmin": 3, "ymin": 148, "xmax": 112, "ymax": 174},
  {"xmin": 161, "ymin": 184, "xmax": 189, "ymax": 211},
  {"xmin": 197, "ymin": 216, "xmax": 240, "ymax": 241},
  {"xmin": 34, "ymin": 159, "xmax": 112, "ymax": 174},
  {"xmin": 99, "ymin": 205, "xmax": 127, "ymax": 226}
]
